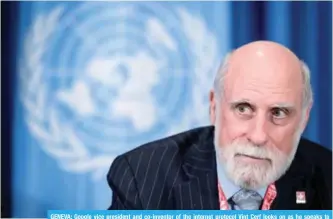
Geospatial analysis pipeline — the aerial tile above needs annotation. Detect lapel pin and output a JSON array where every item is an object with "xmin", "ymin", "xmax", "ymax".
[{"xmin": 296, "ymin": 191, "xmax": 306, "ymax": 204}]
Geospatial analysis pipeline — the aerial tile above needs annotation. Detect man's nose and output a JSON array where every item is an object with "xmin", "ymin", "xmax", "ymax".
[{"xmin": 247, "ymin": 116, "xmax": 269, "ymax": 146}]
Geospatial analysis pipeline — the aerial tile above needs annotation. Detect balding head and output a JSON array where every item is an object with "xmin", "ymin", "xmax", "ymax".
[
  {"xmin": 210, "ymin": 41, "xmax": 313, "ymax": 190},
  {"xmin": 214, "ymin": 41, "xmax": 313, "ymax": 108}
]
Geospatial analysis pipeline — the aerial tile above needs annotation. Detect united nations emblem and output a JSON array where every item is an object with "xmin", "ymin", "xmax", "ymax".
[{"xmin": 19, "ymin": 2, "xmax": 220, "ymax": 181}]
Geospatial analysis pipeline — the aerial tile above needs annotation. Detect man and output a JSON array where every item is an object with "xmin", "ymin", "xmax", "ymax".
[{"xmin": 107, "ymin": 41, "xmax": 332, "ymax": 210}]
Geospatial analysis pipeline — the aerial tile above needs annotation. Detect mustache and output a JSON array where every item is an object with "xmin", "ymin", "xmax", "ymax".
[
  {"xmin": 230, "ymin": 143, "xmax": 277, "ymax": 161},
  {"xmin": 235, "ymin": 153, "xmax": 270, "ymax": 161}
]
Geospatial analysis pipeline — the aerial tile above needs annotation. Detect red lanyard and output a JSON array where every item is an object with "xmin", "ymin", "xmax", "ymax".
[{"xmin": 218, "ymin": 182, "xmax": 277, "ymax": 210}]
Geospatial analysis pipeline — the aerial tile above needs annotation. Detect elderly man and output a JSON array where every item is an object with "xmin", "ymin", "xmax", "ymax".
[{"xmin": 107, "ymin": 41, "xmax": 332, "ymax": 210}]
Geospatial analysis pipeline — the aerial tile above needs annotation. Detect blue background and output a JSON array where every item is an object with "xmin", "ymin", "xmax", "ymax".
[{"xmin": 1, "ymin": 1, "xmax": 332, "ymax": 218}]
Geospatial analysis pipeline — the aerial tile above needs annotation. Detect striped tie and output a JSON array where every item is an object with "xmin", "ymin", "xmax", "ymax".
[{"xmin": 229, "ymin": 189, "xmax": 262, "ymax": 210}]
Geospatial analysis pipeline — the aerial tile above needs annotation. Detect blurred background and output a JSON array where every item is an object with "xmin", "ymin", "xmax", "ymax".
[{"xmin": 1, "ymin": 1, "xmax": 332, "ymax": 218}]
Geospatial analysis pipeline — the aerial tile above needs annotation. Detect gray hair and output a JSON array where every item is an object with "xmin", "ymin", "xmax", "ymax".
[{"xmin": 213, "ymin": 52, "xmax": 313, "ymax": 108}]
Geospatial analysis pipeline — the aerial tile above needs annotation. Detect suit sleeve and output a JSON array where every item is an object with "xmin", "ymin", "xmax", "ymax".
[{"xmin": 107, "ymin": 155, "xmax": 143, "ymax": 210}]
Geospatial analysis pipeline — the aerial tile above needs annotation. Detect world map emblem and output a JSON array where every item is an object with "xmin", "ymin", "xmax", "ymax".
[{"xmin": 19, "ymin": 2, "xmax": 220, "ymax": 181}]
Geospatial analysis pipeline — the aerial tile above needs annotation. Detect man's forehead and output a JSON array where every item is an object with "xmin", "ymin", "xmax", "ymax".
[
  {"xmin": 224, "ymin": 63, "xmax": 303, "ymax": 103},
  {"xmin": 224, "ymin": 70, "xmax": 303, "ymax": 95}
]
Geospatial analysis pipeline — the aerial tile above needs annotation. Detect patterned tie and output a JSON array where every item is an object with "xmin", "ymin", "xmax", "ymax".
[{"xmin": 229, "ymin": 189, "xmax": 263, "ymax": 210}]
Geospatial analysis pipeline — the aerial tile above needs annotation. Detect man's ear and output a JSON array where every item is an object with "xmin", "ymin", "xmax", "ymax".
[{"xmin": 209, "ymin": 89, "xmax": 216, "ymax": 125}]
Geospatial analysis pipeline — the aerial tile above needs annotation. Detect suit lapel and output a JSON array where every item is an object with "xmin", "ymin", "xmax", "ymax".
[
  {"xmin": 172, "ymin": 127, "xmax": 219, "ymax": 210},
  {"xmin": 270, "ymin": 149, "xmax": 316, "ymax": 210}
]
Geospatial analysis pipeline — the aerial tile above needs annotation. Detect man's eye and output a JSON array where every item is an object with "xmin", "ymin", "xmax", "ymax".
[
  {"xmin": 235, "ymin": 104, "xmax": 252, "ymax": 115},
  {"xmin": 272, "ymin": 108, "xmax": 288, "ymax": 119}
]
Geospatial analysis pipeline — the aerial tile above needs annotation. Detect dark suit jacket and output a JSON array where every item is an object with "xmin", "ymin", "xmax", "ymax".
[{"xmin": 107, "ymin": 126, "xmax": 332, "ymax": 210}]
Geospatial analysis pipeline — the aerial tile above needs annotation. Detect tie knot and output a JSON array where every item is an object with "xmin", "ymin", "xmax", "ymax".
[{"xmin": 231, "ymin": 189, "xmax": 263, "ymax": 210}]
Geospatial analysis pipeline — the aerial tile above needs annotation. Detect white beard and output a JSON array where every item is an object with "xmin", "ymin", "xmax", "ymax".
[{"xmin": 214, "ymin": 124, "xmax": 301, "ymax": 190}]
